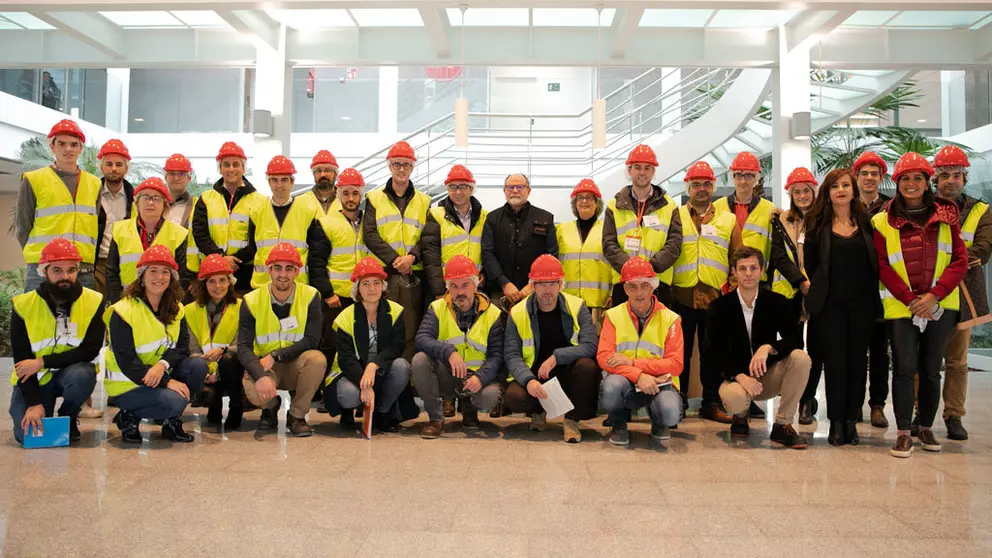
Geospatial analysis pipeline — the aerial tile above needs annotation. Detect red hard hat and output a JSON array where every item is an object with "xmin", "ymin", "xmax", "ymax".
[
  {"xmin": 216, "ymin": 141, "xmax": 246, "ymax": 161},
  {"xmin": 683, "ymin": 161, "xmax": 716, "ymax": 183},
  {"xmin": 134, "ymin": 177, "xmax": 172, "ymax": 203},
  {"xmin": 137, "ymin": 244, "xmax": 179, "ymax": 271},
  {"xmin": 443, "ymin": 255, "xmax": 478, "ymax": 281},
  {"xmin": 387, "ymin": 140, "xmax": 417, "ymax": 161},
  {"xmin": 625, "ymin": 144, "xmax": 658, "ymax": 167},
  {"xmin": 265, "ymin": 242, "xmax": 303, "ymax": 267},
  {"xmin": 730, "ymin": 152, "xmax": 761, "ymax": 173},
  {"xmin": 311, "ymin": 149, "xmax": 339, "ymax": 170},
  {"xmin": 48, "ymin": 119, "xmax": 85, "ymax": 143},
  {"xmin": 336, "ymin": 168, "xmax": 365, "ymax": 189},
  {"xmin": 571, "ymin": 178, "xmax": 601, "ymax": 199},
  {"xmin": 266, "ymin": 155, "xmax": 296, "ymax": 176},
  {"xmin": 892, "ymin": 152, "xmax": 934, "ymax": 182},
  {"xmin": 39, "ymin": 238, "xmax": 82, "ymax": 265},
  {"xmin": 933, "ymin": 145, "xmax": 970, "ymax": 168},
  {"xmin": 98, "ymin": 139, "xmax": 131, "ymax": 161},
  {"xmin": 785, "ymin": 167, "xmax": 818, "ymax": 190},
  {"xmin": 197, "ymin": 253, "xmax": 234, "ymax": 280},
  {"xmin": 621, "ymin": 256, "xmax": 656, "ymax": 283},
  {"xmin": 164, "ymin": 153, "xmax": 192, "ymax": 172},
  {"xmin": 852, "ymin": 151, "xmax": 888, "ymax": 176},
  {"xmin": 351, "ymin": 256, "xmax": 388, "ymax": 282},
  {"xmin": 445, "ymin": 164, "xmax": 475, "ymax": 186},
  {"xmin": 528, "ymin": 254, "xmax": 565, "ymax": 281}
]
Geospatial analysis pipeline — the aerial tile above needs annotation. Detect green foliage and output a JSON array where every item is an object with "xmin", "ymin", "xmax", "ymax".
[
  {"xmin": 17, "ymin": 137, "xmax": 165, "ymax": 184},
  {"xmin": 0, "ymin": 267, "xmax": 25, "ymax": 357}
]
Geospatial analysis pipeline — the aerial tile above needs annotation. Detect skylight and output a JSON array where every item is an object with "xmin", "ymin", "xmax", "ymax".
[
  {"xmin": 350, "ymin": 9, "xmax": 423, "ymax": 27},
  {"xmin": 265, "ymin": 9, "xmax": 354, "ymax": 29},
  {"xmin": 446, "ymin": 8, "xmax": 529, "ymax": 27},
  {"xmin": 0, "ymin": 12, "xmax": 56, "ymax": 30},
  {"xmin": 639, "ymin": 10, "xmax": 713, "ymax": 28},
  {"xmin": 531, "ymin": 9, "xmax": 616, "ymax": 27}
]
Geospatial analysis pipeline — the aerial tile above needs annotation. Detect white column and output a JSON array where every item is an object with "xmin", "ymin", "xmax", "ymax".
[
  {"xmin": 252, "ymin": 26, "xmax": 293, "ymax": 195},
  {"xmin": 378, "ymin": 66, "xmax": 399, "ymax": 136},
  {"xmin": 941, "ymin": 70, "xmax": 967, "ymax": 137},
  {"xmin": 105, "ymin": 68, "xmax": 130, "ymax": 133},
  {"xmin": 770, "ymin": 28, "xmax": 811, "ymax": 209},
  {"xmin": 661, "ymin": 67, "xmax": 682, "ymax": 133}
]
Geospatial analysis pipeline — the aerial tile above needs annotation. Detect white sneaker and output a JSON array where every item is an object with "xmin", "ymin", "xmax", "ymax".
[
  {"xmin": 529, "ymin": 413, "xmax": 546, "ymax": 432},
  {"xmin": 79, "ymin": 402, "xmax": 103, "ymax": 419}
]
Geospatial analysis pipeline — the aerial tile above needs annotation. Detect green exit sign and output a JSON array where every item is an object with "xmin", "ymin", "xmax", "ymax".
[{"xmin": 547, "ymin": 82, "xmax": 560, "ymax": 92}]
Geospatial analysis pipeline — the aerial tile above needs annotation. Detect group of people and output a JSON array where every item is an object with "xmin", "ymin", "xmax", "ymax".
[{"xmin": 9, "ymin": 118, "xmax": 987, "ymax": 459}]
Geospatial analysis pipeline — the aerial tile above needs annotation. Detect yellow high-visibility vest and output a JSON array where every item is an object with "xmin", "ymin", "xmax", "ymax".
[
  {"xmin": 22, "ymin": 167, "xmax": 101, "ymax": 264},
  {"xmin": 111, "ymin": 218, "xmax": 188, "ymax": 287},
  {"xmin": 317, "ymin": 208, "xmax": 367, "ymax": 299},
  {"xmin": 187, "ymin": 188, "xmax": 263, "ymax": 272},
  {"xmin": 604, "ymin": 302, "xmax": 681, "ymax": 390},
  {"xmin": 557, "ymin": 219, "xmax": 612, "ymax": 308},
  {"xmin": 366, "ymin": 188, "xmax": 431, "ymax": 271},
  {"xmin": 249, "ymin": 198, "xmax": 318, "ymax": 288},
  {"xmin": 508, "ymin": 292, "xmax": 584, "ymax": 380},
  {"xmin": 672, "ymin": 207, "xmax": 735, "ymax": 290},
  {"xmin": 607, "ymin": 195, "xmax": 677, "ymax": 285},
  {"xmin": 430, "ymin": 296, "xmax": 502, "ymax": 371},
  {"xmin": 714, "ymin": 196, "xmax": 775, "ymax": 280},
  {"xmin": 183, "ymin": 299, "xmax": 241, "ymax": 375},
  {"xmin": 960, "ymin": 201, "xmax": 989, "ymax": 248},
  {"xmin": 429, "ymin": 206, "xmax": 487, "ymax": 271},
  {"xmin": 243, "ymin": 284, "xmax": 319, "ymax": 357},
  {"xmin": 326, "ymin": 300, "xmax": 404, "ymax": 386},
  {"xmin": 104, "ymin": 297, "xmax": 185, "ymax": 397}
]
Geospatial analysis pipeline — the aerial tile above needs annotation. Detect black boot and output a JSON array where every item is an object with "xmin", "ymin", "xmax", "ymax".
[
  {"xmin": 162, "ymin": 417, "xmax": 195, "ymax": 443},
  {"xmin": 113, "ymin": 410, "xmax": 142, "ymax": 444},
  {"xmin": 798, "ymin": 399, "xmax": 814, "ymax": 425},
  {"xmin": 68, "ymin": 415, "xmax": 81, "ymax": 442},
  {"xmin": 224, "ymin": 405, "xmax": 243, "ymax": 430},
  {"xmin": 372, "ymin": 411, "xmax": 398, "ymax": 433},
  {"xmin": 340, "ymin": 408, "xmax": 357, "ymax": 429},
  {"xmin": 844, "ymin": 420, "xmax": 860, "ymax": 445},
  {"xmin": 828, "ymin": 420, "xmax": 845, "ymax": 446},
  {"xmin": 206, "ymin": 401, "xmax": 223, "ymax": 425}
]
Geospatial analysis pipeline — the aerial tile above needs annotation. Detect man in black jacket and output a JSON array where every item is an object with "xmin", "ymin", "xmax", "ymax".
[
  {"xmin": 707, "ymin": 247, "xmax": 810, "ymax": 449},
  {"xmin": 481, "ymin": 173, "xmax": 558, "ymax": 306},
  {"xmin": 421, "ymin": 164, "xmax": 487, "ymax": 299}
]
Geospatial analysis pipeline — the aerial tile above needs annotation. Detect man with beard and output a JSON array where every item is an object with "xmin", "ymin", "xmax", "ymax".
[
  {"xmin": 422, "ymin": 164, "xmax": 488, "ymax": 300},
  {"xmin": 8, "ymin": 239, "xmax": 105, "ymax": 445},
  {"xmin": 95, "ymin": 139, "xmax": 134, "ymax": 297},
  {"xmin": 298, "ymin": 150, "xmax": 340, "ymax": 214},
  {"xmin": 163, "ymin": 153, "xmax": 196, "ymax": 228}
]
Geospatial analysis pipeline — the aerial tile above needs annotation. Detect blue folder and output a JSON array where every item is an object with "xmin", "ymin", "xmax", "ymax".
[{"xmin": 22, "ymin": 416, "xmax": 70, "ymax": 449}]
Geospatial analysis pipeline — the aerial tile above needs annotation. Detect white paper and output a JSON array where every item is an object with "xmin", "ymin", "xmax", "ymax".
[
  {"xmin": 642, "ymin": 214, "xmax": 661, "ymax": 227},
  {"xmin": 279, "ymin": 316, "xmax": 299, "ymax": 331},
  {"xmin": 701, "ymin": 224, "xmax": 717, "ymax": 237},
  {"xmin": 538, "ymin": 377, "xmax": 574, "ymax": 420},
  {"xmin": 623, "ymin": 236, "xmax": 641, "ymax": 252}
]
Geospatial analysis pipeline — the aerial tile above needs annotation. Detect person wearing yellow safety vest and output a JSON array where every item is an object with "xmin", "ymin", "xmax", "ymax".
[
  {"xmin": 186, "ymin": 254, "xmax": 245, "ymax": 431},
  {"xmin": 237, "ymin": 243, "xmax": 326, "ymax": 438},
  {"xmin": 324, "ymin": 257, "xmax": 411, "ymax": 434},
  {"xmin": 422, "ymin": 164, "xmax": 488, "ymax": 299},
  {"xmin": 94, "ymin": 139, "xmax": 135, "ymax": 299},
  {"xmin": 106, "ymin": 177, "xmax": 189, "ymax": 304},
  {"xmin": 298, "ymin": 149, "xmax": 340, "ymax": 215},
  {"xmin": 769, "ymin": 167, "xmax": 823, "ymax": 427},
  {"xmin": 163, "ymin": 153, "xmax": 197, "ymax": 229},
  {"xmin": 189, "ymin": 141, "xmax": 263, "ymax": 291},
  {"xmin": 670, "ymin": 161, "xmax": 742, "ymax": 424},
  {"xmin": 412, "ymin": 255, "xmax": 504, "ymax": 438},
  {"xmin": 598, "ymin": 257, "xmax": 685, "ymax": 447},
  {"xmin": 932, "ymin": 146, "xmax": 991, "ymax": 442},
  {"xmin": 362, "ymin": 140, "xmax": 431, "ymax": 361},
  {"xmin": 106, "ymin": 245, "xmax": 208, "ymax": 445},
  {"xmin": 8, "ymin": 239, "xmax": 104, "ymax": 445},
  {"xmin": 16, "ymin": 119, "xmax": 100, "ymax": 292},
  {"xmin": 873, "ymin": 152, "xmax": 968, "ymax": 458},
  {"xmin": 503, "ymin": 255, "xmax": 600, "ymax": 443},
  {"xmin": 713, "ymin": 151, "xmax": 776, "ymax": 282},
  {"xmin": 242, "ymin": 156, "xmax": 331, "ymax": 297},
  {"xmin": 557, "ymin": 178, "xmax": 613, "ymax": 330},
  {"xmin": 602, "ymin": 144, "xmax": 683, "ymax": 307}
]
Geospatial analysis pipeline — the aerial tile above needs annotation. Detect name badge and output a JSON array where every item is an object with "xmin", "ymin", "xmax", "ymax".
[
  {"xmin": 642, "ymin": 214, "xmax": 661, "ymax": 227},
  {"xmin": 798, "ymin": 232, "xmax": 806, "ymax": 245},
  {"xmin": 623, "ymin": 236, "xmax": 642, "ymax": 252},
  {"xmin": 279, "ymin": 316, "xmax": 299, "ymax": 332},
  {"xmin": 701, "ymin": 224, "xmax": 717, "ymax": 237},
  {"xmin": 56, "ymin": 320, "xmax": 77, "ymax": 339}
]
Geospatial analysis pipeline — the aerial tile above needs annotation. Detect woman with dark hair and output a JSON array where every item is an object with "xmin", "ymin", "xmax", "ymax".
[
  {"xmin": 186, "ymin": 254, "xmax": 244, "ymax": 430},
  {"xmin": 769, "ymin": 167, "xmax": 824, "ymax": 425},
  {"xmin": 105, "ymin": 245, "xmax": 207, "ymax": 445},
  {"xmin": 805, "ymin": 168, "xmax": 880, "ymax": 445},
  {"xmin": 873, "ymin": 153, "xmax": 967, "ymax": 458}
]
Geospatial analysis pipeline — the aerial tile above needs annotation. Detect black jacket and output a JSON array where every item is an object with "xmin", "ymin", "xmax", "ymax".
[
  {"xmin": 108, "ymin": 296, "xmax": 191, "ymax": 387},
  {"xmin": 864, "ymin": 192, "xmax": 892, "ymax": 217},
  {"xmin": 803, "ymin": 212, "xmax": 881, "ymax": 319},
  {"xmin": 335, "ymin": 299, "xmax": 407, "ymax": 387},
  {"xmin": 361, "ymin": 179, "xmax": 426, "ymax": 277},
  {"xmin": 191, "ymin": 178, "xmax": 258, "ymax": 287},
  {"xmin": 481, "ymin": 202, "xmax": 558, "ymax": 296},
  {"xmin": 706, "ymin": 289, "xmax": 803, "ymax": 382},
  {"xmin": 11, "ymin": 282, "xmax": 106, "ymax": 407},
  {"xmin": 96, "ymin": 178, "xmax": 134, "ymax": 258},
  {"xmin": 421, "ymin": 196, "xmax": 485, "ymax": 298}
]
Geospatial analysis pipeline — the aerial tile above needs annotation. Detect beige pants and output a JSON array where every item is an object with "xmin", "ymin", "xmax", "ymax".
[
  {"xmin": 942, "ymin": 326, "xmax": 971, "ymax": 419},
  {"xmin": 719, "ymin": 349, "xmax": 811, "ymax": 425},
  {"xmin": 94, "ymin": 257, "xmax": 107, "ymax": 297},
  {"xmin": 242, "ymin": 350, "xmax": 326, "ymax": 419}
]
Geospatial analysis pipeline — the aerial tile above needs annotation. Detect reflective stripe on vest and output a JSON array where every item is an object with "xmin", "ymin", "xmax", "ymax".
[
  {"xmin": 770, "ymin": 220, "xmax": 805, "ymax": 300},
  {"xmin": 960, "ymin": 201, "xmax": 989, "ymax": 248},
  {"xmin": 430, "ymin": 206, "xmax": 487, "ymax": 271},
  {"xmin": 508, "ymin": 293, "xmax": 584, "ymax": 381},
  {"xmin": 10, "ymin": 288, "xmax": 103, "ymax": 386},
  {"xmin": 431, "ymin": 297, "xmax": 502, "ymax": 372},
  {"xmin": 244, "ymin": 283, "xmax": 319, "ymax": 357},
  {"xmin": 672, "ymin": 207, "xmax": 734, "ymax": 290},
  {"xmin": 366, "ymin": 189, "xmax": 431, "ymax": 271},
  {"xmin": 605, "ymin": 302, "xmax": 681, "ymax": 391},
  {"xmin": 188, "ymin": 188, "xmax": 261, "ymax": 272},
  {"xmin": 557, "ymin": 219, "xmax": 612, "ymax": 308},
  {"xmin": 714, "ymin": 196, "xmax": 774, "ymax": 280},
  {"xmin": 250, "ymin": 198, "xmax": 317, "ymax": 289},
  {"xmin": 318, "ymin": 207, "xmax": 367, "ymax": 299},
  {"xmin": 112, "ymin": 218, "xmax": 188, "ymax": 287},
  {"xmin": 608, "ymin": 195, "xmax": 677, "ymax": 285},
  {"xmin": 184, "ymin": 299, "xmax": 241, "ymax": 375},
  {"xmin": 104, "ymin": 297, "xmax": 184, "ymax": 397},
  {"xmin": 22, "ymin": 167, "xmax": 101, "ymax": 264},
  {"xmin": 872, "ymin": 211, "xmax": 960, "ymax": 320},
  {"xmin": 326, "ymin": 300, "xmax": 404, "ymax": 386}
]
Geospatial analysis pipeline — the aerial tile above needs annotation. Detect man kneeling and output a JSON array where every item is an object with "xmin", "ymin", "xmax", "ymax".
[
  {"xmin": 707, "ymin": 247, "xmax": 810, "ymax": 449},
  {"xmin": 598, "ymin": 257, "xmax": 684, "ymax": 446},
  {"xmin": 412, "ymin": 255, "xmax": 503, "ymax": 438}
]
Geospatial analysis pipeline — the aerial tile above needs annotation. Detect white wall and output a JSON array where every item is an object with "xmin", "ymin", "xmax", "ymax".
[{"xmin": 488, "ymin": 67, "xmax": 594, "ymax": 131}]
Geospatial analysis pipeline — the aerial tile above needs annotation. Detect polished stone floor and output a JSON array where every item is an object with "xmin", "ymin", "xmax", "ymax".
[{"xmin": 2, "ymin": 359, "xmax": 990, "ymax": 557}]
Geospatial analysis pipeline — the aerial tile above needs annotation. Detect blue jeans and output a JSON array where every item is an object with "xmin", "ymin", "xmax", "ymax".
[
  {"xmin": 25, "ymin": 264, "xmax": 94, "ymax": 293},
  {"xmin": 114, "ymin": 358, "xmax": 208, "ymax": 420},
  {"xmin": 330, "ymin": 358, "xmax": 411, "ymax": 413},
  {"xmin": 599, "ymin": 374, "xmax": 682, "ymax": 428},
  {"xmin": 9, "ymin": 362, "xmax": 97, "ymax": 444}
]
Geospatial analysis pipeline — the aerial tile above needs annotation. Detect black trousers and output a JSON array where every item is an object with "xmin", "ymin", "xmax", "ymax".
[
  {"xmin": 889, "ymin": 311, "xmax": 957, "ymax": 430},
  {"xmin": 503, "ymin": 358, "xmax": 601, "ymax": 421},
  {"xmin": 809, "ymin": 298, "xmax": 877, "ymax": 421},
  {"xmin": 208, "ymin": 352, "xmax": 246, "ymax": 413},
  {"xmin": 320, "ymin": 296, "xmax": 353, "ymax": 372},
  {"xmin": 671, "ymin": 302, "xmax": 719, "ymax": 404},
  {"xmin": 866, "ymin": 320, "xmax": 890, "ymax": 408}
]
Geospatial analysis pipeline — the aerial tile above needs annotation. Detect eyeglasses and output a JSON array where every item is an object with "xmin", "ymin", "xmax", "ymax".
[
  {"xmin": 447, "ymin": 184, "xmax": 473, "ymax": 192},
  {"xmin": 138, "ymin": 195, "xmax": 166, "ymax": 204},
  {"xmin": 733, "ymin": 173, "xmax": 757, "ymax": 181},
  {"xmin": 504, "ymin": 185, "xmax": 529, "ymax": 192},
  {"xmin": 390, "ymin": 162, "xmax": 414, "ymax": 171},
  {"xmin": 575, "ymin": 195, "xmax": 597, "ymax": 203}
]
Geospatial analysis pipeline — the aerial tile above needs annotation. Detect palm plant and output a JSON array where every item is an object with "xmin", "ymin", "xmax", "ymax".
[{"xmin": 16, "ymin": 137, "xmax": 164, "ymax": 182}]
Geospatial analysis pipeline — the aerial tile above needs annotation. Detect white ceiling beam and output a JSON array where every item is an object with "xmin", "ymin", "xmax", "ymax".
[
  {"xmin": 216, "ymin": 9, "xmax": 279, "ymax": 50},
  {"xmin": 4, "ymin": 1, "xmax": 992, "ymax": 9},
  {"xmin": 785, "ymin": 9, "xmax": 856, "ymax": 51},
  {"xmin": 610, "ymin": 8, "xmax": 643, "ymax": 59},
  {"xmin": 418, "ymin": 6, "xmax": 451, "ymax": 59},
  {"xmin": 28, "ymin": 11, "xmax": 125, "ymax": 60}
]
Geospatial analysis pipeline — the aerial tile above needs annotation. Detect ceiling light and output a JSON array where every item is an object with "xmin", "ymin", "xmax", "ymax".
[
  {"xmin": 917, "ymin": 119, "xmax": 927, "ymax": 123},
  {"xmin": 133, "ymin": 117, "xmax": 145, "ymax": 122}
]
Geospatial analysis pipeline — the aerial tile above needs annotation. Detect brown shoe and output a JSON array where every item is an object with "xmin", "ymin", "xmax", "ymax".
[
  {"xmin": 890, "ymin": 434, "xmax": 914, "ymax": 458},
  {"xmin": 421, "ymin": 420, "xmax": 444, "ymax": 439},
  {"xmin": 699, "ymin": 402, "xmax": 733, "ymax": 424},
  {"xmin": 770, "ymin": 423, "xmax": 807, "ymax": 449},
  {"xmin": 286, "ymin": 414, "xmax": 313, "ymax": 437},
  {"xmin": 443, "ymin": 399, "xmax": 457, "ymax": 418},
  {"xmin": 918, "ymin": 428, "xmax": 942, "ymax": 452},
  {"xmin": 870, "ymin": 406, "xmax": 889, "ymax": 428}
]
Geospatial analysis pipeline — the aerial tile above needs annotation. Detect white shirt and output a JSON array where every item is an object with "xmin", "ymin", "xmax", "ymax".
[
  {"xmin": 98, "ymin": 185, "xmax": 128, "ymax": 258},
  {"xmin": 737, "ymin": 288, "xmax": 757, "ymax": 342},
  {"xmin": 456, "ymin": 206, "xmax": 472, "ymax": 232}
]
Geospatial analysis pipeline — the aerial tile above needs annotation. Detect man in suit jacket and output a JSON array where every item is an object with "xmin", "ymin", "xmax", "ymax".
[{"xmin": 707, "ymin": 247, "xmax": 811, "ymax": 449}]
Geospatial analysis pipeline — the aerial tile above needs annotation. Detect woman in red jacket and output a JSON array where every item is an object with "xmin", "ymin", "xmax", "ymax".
[{"xmin": 873, "ymin": 152, "xmax": 967, "ymax": 459}]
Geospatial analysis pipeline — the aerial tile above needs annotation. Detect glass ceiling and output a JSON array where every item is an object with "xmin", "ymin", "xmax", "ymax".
[
  {"xmin": 0, "ymin": 12, "xmax": 55, "ymax": 30},
  {"xmin": 98, "ymin": 10, "xmax": 230, "ymax": 29},
  {"xmin": 840, "ymin": 10, "xmax": 992, "ymax": 29}
]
